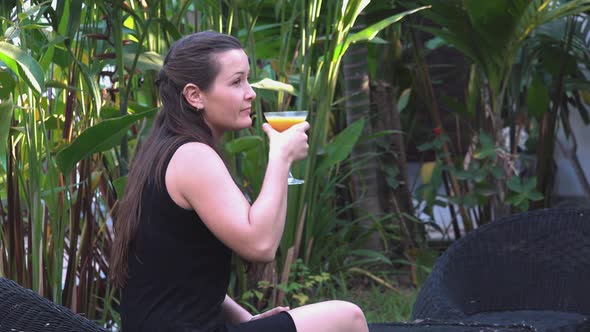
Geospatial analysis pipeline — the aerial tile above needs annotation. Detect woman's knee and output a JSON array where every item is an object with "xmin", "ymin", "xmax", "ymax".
[
  {"xmin": 338, "ymin": 301, "xmax": 367, "ymax": 326},
  {"xmin": 289, "ymin": 300, "xmax": 368, "ymax": 332},
  {"xmin": 318, "ymin": 300, "xmax": 367, "ymax": 330}
]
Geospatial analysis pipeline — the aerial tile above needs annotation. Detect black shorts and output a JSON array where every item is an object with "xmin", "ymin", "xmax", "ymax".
[{"xmin": 227, "ymin": 312, "xmax": 296, "ymax": 332}]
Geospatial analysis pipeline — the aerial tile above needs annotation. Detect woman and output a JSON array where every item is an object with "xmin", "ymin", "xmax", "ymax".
[{"xmin": 110, "ymin": 31, "xmax": 369, "ymax": 332}]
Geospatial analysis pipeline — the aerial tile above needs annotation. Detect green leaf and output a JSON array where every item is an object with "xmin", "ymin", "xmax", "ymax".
[
  {"xmin": 416, "ymin": 26, "xmax": 481, "ymax": 66},
  {"xmin": 112, "ymin": 176, "xmax": 127, "ymax": 199},
  {"xmin": 490, "ymin": 165, "xmax": 505, "ymax": 179},
  {"xmin": 474, "ymin": 132, "xmax": 496, "ymax": 160},
  {"xmin": 464, "ymin": 0, "xmax": 524, "ymax": 53},
  {"xmin": 453, "ymin": 169, "xmax": 471, "ymax": 181},
  {"xmin": 384, "ymin": 164, "xmax": 400, "ymax": 189},
  {"xmin": 538, "ymin": 1, "xmax": 590, "ymax": 27},
  {"xmin": 432, "ymin": 134, "xmax": 450, "ymax": 149},
  {"xmin": 251, "ymin": 78, "xmax": 297, "ymax": 96},
  {"xmin": 100, "ymin": 105, "xmax": 120, "ymax": 119},
  {"xmin": 17, "ymin": 0, "xmax": 51, "ymax": 21},
  {"xmin": 123, "ymin": 51, "xmax": 164, "ymax": 72},
  {"xmin": 433, "ymin": 199, "xmax": 448, "ymax": 208},
  {"xmin": 349, "ymin": 249, "xmax": 392, "ymax": 265},
  {"xmin": 224, "ymin": 136, "xmax": 263, "ymax": 155},
  {"xmin": 63, "ymin": 0, "xmax": 82, "ymax": 39},
  {"xmin": 527, "ymin": 191, "xmax": 544, "ymax": 201},
  {"xmin": 317, "ymin": 118, "xmax": 365, "ymax": 172},
  {"xmin": 425, "ymin": 36, "xmax": 446, "ymax": 50},
  {"xmin": 386, "ymin": 176, "xmax": 400, "ymax": 190},
  {"xmin": 474, "ymin": 147, "xmax": 496, "ymax": 160},
  {"xmin": 466, "ymin": 65, "xmax": 480, "ymax": 117},
  {"xmin": 4, "ymin": 25, "xmax": 19, "ymax": 40},
  {"xmin": 526, "ymin": 74, "xmax": 550, "ymax": 119},
  {"xmin": 337, "ymin": 6, "xmax": 429, "ymax": 62},
  {"xmin": 479, "ymin": 131, "xmax": 495, "ymax": 149},
  {"xmin": 473, "ymin": 168, "xmax": 487, "ymax": 183},
  {"xmin": 76, "ymin": 60, "xmax": 102, "ymax": 114},
  {"xmin": 128, "ymin": 101, "xmax": 158, "ymax": 115},
  {"xmin": 157, "ymin": 17, "xmax": 182, "ymax": 41},
  {"xmin": 367, "ymin": 36, "xmax": 388, "ymax": 44},
  {"xmin": 0, "ymin": 41, "xmax": 45, "ymax": 93},
  {"xmin": 45, "ymin": 79, "xmax": 79, "ymax": 91},
  {"xmin": 0, "ymin": 100, "xmax": 14, "ymax": 164},
  {"xmin": 346, "ymin": 6, "xmax": 430, "ymax": 46},
  {"xmin": 505, "ymin": 194, "xmax": 521, "ymax": 205},
  {"xmin": 0, "ymin": 69, "xmax": 16, "ymax": 99},
  {"xmin": 237, "ymin": 23, "xmax": 283, "ymax": 38},
  {"xmin": 56, "ymin": 110, "xmax": 157, "ymax": 174},
  {"xmin": 463, "ymin": 194, "xmax": 478, "ymax": 208},
  {"xmin": 522, "ymin": 177, "xmax": 537, "ymax": 191},
  {"xmin": 474, "ymin": 186, "xmax": 497, "ymax": 197},
  {"xmin": 341, "ymin": 0, "xmax": 371, "ymax": 33},
  {"xmin": 43, "ymin": 114, "xmax": 64, "ymax": 130},
  {"xmin": 506, "ymin": 176, "xmax": 523, "ymax": 192},
  {"xmin": 51, "ymin": 46, "xmax": 71, "ymax": 69},
  {"xmin": 447, "ymin": 196, "xmax": 462, "ymax": 205},
  {"xmin": 417, "ymin": 142, "xmax": 434, "ymax": 152},
  {"xmin": 397, "ymin": 88, "xmax": 411, "ymax": 113}
]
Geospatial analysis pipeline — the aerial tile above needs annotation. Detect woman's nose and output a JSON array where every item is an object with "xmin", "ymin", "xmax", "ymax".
[{"xmin": 246, "ymin": 84, "xmax": 256, "ymax": 100}]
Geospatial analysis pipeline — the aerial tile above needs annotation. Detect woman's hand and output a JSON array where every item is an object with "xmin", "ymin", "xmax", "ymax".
[
  {"xmin": 249, "ymin": 306, "xmax": 290, "ymax": 322},
  {"xmin": 262, "ymin": 121, "xmax": 309, "ymax": 164}
]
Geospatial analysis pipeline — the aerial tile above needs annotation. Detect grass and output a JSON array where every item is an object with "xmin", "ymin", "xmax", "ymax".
[{"xmin": 339, "ymin": 285, "xmax": 418, "ymax": 323}]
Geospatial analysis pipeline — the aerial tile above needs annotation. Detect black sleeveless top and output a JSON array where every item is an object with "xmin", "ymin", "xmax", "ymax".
[{"xmin": 121, "ymin": 139, "xmax": 232, "ymax": 332}]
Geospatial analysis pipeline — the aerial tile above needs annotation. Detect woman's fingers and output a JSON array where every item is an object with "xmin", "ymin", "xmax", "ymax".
[
  {"xmin": 287, "ymin": 122, "xmax": 309, "ymax": 160},
  {"xmin": 264, "ymin": 121, "xmax": 310, "ymax": 162},
  {"xmin": 291, "ymin": 121, "xmax": 310, "ymax": 132},
  {"xmin": 252, "ymin": 306, "xmax": 291, "ymax": 320},
  {"xmin": 261, "ymin": 123, "xmax": 276, "ymax": 137}
]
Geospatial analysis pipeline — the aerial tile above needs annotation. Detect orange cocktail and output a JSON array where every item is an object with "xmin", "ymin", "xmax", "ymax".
[
  {"xmin": 263, "ymin": 111, "xmax": 309, "ymax": 185},
  {"xmin": 264, "ymin": 111, "xmax": 308, "ymax": 132}
]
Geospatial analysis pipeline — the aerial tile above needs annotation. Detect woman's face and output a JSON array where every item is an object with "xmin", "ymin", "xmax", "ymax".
[{"xmin": 200, "ymin": 49, "xmax": 256, "ymax": 140}]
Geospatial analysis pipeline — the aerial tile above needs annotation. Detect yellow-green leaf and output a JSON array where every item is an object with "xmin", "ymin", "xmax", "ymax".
[
  {"xmin": 0, "ymin": 100, "xmax": 14, "ymax": 168},
  {"xmin": 251, "ymin": 78, "xmax": 297, "ymax": 96},
  {"xmin": 0, "ymin": 41, "xmax": 45, "ymax": 94}
]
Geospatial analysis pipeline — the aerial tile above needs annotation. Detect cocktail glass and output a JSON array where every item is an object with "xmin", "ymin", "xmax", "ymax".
[{"xmin": 263, "ymin": 111, "xmax": 308, "ymax": 185}]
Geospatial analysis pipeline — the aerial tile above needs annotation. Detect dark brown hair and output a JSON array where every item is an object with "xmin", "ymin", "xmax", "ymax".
[{"xmin": 109, "ymin": 31, "xmax": 243, "ymax": 288}]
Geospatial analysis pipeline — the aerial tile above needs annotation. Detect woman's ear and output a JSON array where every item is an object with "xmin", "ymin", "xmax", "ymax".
[{"xmin": 183, "ymin": 83, "xmax": 205, "ymax": 110}]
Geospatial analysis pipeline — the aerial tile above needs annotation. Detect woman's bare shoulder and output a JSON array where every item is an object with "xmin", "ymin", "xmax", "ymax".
[{"xmin": 166, "ymin": 141, "xmax": 231, "ymax": 208}]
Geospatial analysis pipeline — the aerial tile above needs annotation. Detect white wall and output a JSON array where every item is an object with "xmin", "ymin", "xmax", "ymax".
[{"xmin": 554, "ymin": 109, "xmax": 590, "ymax": 197}]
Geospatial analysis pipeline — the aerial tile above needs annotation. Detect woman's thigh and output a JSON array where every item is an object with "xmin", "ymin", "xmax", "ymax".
[
  {"xmin": 226, "ymin": 311, "xmax": 296, "ymax": 332},
  {"xmin": 287, "ymin": 300, "xmax": 368, "ymax": 332}
]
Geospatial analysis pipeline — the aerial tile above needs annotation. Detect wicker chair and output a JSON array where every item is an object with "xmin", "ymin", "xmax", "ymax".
[
  {"xmin": 369, "ymin": 321, "xmax": 534, "ymax": 331},
  {"xmin": 0, "ymin": 277, "xmax": 109, "ymax": 332},
  {"xmin": 410, "ymin": 208, "xmax": 590, "ymax": 332}
]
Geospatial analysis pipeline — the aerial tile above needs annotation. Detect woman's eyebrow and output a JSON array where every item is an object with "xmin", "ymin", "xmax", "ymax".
[{"xmin": 228, "ymin": 70, "xmax": 250, "ymax": 78}]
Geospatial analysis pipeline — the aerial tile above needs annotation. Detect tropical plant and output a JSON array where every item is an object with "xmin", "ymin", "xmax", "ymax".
[
  {"xmin": 0, "ymin": 0, "xmax": 430, "ymax": 323},
  {"xmin": 222, "ymin": 0, "xmax": 428, "ymax": 308},
  {"xmin": 0, "ymin": 0, "xmax": 197, "ymax": 327},
  {"xmin": 400, "ymin": 0, "xmax": 590, "ymax": 234}
]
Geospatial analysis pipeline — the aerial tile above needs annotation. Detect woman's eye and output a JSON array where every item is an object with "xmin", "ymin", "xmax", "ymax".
[{"xmin": 233, "ymin": 79, "xmax": 241, "ymax": 85}]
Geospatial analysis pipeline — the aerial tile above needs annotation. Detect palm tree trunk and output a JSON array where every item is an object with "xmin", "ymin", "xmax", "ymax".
[
  {"xmin": 372, "ymin": 81, "xmax": 423, "ymax": 251},
  {"xmin": 533, "ymin": 18, "xmax": 573, "ymax": 209},
  {"xmin": 342, "ymin": 14, "xmax": 383, "ymax": 250}
]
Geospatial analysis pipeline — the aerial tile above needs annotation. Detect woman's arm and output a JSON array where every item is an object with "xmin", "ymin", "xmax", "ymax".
[
  {"xmin": 221, "ymin": 295, "xmax": 251, "ymax": 325},
  {"xmin": 166, "ymin": 122, "xmax": 309, "ymax": 262}
]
